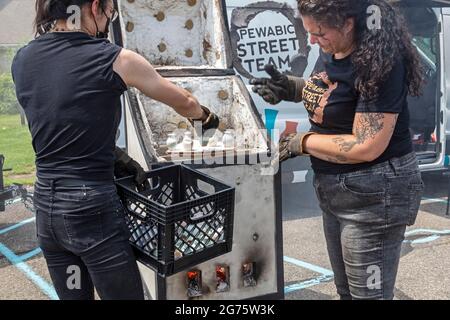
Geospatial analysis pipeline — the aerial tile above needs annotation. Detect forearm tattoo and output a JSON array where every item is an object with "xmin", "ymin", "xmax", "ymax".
[
  {"xmin": 332, "ymin": 113, "xmax": 385, "ymax": 153},
  {"xmin": 326, "ymin": 155, "xmax": 348, "ymax": 164}
]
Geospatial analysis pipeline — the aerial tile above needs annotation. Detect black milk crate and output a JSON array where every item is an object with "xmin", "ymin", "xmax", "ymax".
[{"xmin": 116, "ymin": 164, "xmax": 235, "ymax": 276}]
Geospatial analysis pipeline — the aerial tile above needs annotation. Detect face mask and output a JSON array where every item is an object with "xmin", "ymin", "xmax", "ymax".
[
  {"xmin": 93, "ymin": 8, "xmax": 111, "ymax": 39},
  {"xmin": 95, "ymin": 16, "xmax": 110, "ymax": 38}
]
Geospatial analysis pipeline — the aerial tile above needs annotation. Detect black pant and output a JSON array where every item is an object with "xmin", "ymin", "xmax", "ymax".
[{"xmin": 34, "ymin": 181, "xmax": 144, "ymax": 300}]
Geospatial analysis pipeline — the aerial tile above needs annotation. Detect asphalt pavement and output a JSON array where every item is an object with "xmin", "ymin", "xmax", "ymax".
[{"xmin": 1, "ymin": 170, "xmax": 449, "ymax": 300}]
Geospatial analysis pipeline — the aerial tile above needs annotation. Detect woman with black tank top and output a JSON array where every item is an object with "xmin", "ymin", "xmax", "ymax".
[
  {"xmin": 251, "ymin": 0, "xmax": 425, "ymax": 300},
  {"xmin": 12, "ymin": 0, "xmax": 219, "ymax": 300}
]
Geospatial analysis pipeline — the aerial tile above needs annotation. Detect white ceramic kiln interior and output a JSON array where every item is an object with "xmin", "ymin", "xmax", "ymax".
[
  {"xmin": 119, "ymin": 0, "xmax": 229, "ymax": 69},
  {"xmin": 137, "ymin": 76, "xmax": 268, "ymax": 156}
]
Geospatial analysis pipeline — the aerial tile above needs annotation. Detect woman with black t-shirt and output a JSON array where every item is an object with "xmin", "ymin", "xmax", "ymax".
[
  {"xmin": 252, "ymin": 0, "xmax": 424, "ymax": 300},
  {"xmin": 12, "ymin": 0, "xmax": 219, "ymax": 300}
]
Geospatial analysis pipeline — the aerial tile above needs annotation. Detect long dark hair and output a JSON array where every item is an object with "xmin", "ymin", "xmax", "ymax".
[
  {"xmin": 298, "ymin": 0, "xmax": 424, "ymax": 100},
  {"xmin": 34, "ymin": 0, "xmax": 107, "ymax": 36}
]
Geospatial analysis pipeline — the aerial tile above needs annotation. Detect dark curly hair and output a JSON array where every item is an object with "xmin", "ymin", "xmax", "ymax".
[{"xmin": 298, "ymin": 0, "xmax": 424, "ymax": 100}]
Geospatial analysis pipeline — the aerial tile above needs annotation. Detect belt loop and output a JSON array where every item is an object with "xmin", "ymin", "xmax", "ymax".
[
  {"xmin": 388, "ymin": 159, "xmax": 398, "ymax": 176},
  {"xmin": 49, "ymin": 180, "xmax": 55, "ymax": 207},
  {"xmin": 48, "ymin": 180, "xmax": 58, "ymax": 241},
  {"xmin": 50, "ymin": 180, "xmax": 55, "ymax": 194}
]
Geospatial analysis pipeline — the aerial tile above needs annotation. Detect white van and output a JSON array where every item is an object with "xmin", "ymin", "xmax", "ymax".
[{"xmin": 224, "ymin": 0, "xmax": 450, "ymax": 172}]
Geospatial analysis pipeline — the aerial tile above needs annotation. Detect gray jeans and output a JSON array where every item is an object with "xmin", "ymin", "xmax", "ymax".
[{"xmin": 313, "ymin": 152, "xmax": 424, "ymax": 300}]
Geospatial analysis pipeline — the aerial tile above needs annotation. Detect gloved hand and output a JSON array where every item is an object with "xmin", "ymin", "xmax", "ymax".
[
  {"xmin": 250, "ymin": 64, "xmax": 306, "ymax": 105},
  {"xmin": 188, "ymin": 105, "xmax": 220, "ymax": 143},
  {"xmin": 279, "ymin": 132, "xmax": 316, "ymax": 162},
  {"xmin": 114, "ymin": 147, "xmax": 149, "ymax": 191}
]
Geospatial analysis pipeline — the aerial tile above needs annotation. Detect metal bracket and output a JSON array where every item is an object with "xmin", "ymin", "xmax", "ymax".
[{"xmin": 0, "ymin": 155, "xmax": 34, "ymax": 213}]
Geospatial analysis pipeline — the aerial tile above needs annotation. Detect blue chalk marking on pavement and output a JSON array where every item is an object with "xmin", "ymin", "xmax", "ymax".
[
  {"xmin": 403, "ymin": 228, "xmax": 450, "ymax": 245},
  {"xmin": 284, "ymin": 256, "xmax": 334, "ymax": 277},
  {"xmin": 421, "ymin": 197, "xmax": 448, "ymax": 204},
  {"xmin": 283, "ymin": 256, "xmax": 334, "ymax": 294},
  {"xmin": 283, "ymin": 228, "xmax": 450, "ymax": 294},
  {"xmin": 19, "ymin": 247, "xmax": 42, "ymax": 261},
  {"xmin": 283, "ymin": 257, "xmax": 334, "ymax": 293},
  {"xmin": 404, "ymin": 235, "xmax": 441, "ymax": 244},
  {"xmin": 284, "ymin": 274, "xmax": 334, "ymax": 294},
  {"xmin": 405, "ymin": 228, "xmax": 450, "ymax": 236},
  {"xmin": 0, "ymin": 217, "xmax": 35, "ymax": 236},
  {"xmin": 0, "ymin": 243, "xmax": 58, "ymax": 300}
]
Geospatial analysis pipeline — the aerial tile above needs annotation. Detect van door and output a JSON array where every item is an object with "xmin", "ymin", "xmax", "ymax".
[
  {"xmin": 442, "ymin": 7, "xmax": 450, "ymax": 165},
  {"xmin": 395, "ymin": 1, "xmax": 449, "ymax": 170}
]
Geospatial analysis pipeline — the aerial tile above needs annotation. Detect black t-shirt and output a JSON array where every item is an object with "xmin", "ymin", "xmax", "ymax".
[
  {"xmin": 12, "ymin": 32, "xmax": 127, "ymax": 182},
  {"xmin": 302, "ymin": 50, "xmax": 413, "ymax": 174}
]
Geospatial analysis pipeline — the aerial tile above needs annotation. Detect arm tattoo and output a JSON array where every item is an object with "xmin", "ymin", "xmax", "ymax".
[
  {"xmin": 332, "ymin": 113, "xmax": 385, "ymax": 153},
  {"xmin": 336, "ymin": 154, "xmax": 348, "ymax": 162},
  {"xmin": 326, "ymin": 155, "xmax": 348, "ymax": 164},
  {"xmin": 356, "ymin": 113, "xmax": 385, "ymax": 141},
  {"xmin": 332, "ymin": 137, "xmax": 358, "ymax": 152}
]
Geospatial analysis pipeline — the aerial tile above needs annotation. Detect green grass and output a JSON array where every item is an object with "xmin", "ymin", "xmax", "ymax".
[{"xmin": 0, "ymin": 114, "xmax": 35, "ymax": 186}]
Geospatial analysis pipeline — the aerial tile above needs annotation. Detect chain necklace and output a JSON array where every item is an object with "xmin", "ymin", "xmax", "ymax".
[{"xmin": 50, "ymin": 25, "xmax": 90, "ymax": 35}]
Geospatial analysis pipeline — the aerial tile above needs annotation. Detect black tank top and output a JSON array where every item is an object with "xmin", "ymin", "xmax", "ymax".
[{"xmin": 12, "ymin": 32, "xmax": 127, "ymax": 181}]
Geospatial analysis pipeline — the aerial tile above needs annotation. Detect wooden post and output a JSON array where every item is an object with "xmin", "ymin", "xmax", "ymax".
[{"xmin": 18, "ymin": 105, "xmax": 26, "ymax": 126}]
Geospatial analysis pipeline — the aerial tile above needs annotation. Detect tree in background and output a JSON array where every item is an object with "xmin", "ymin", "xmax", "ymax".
[
  {"xmin": 0, "ymin": 46, "xmax": 26, "ymax": 125},
  {"xmin": 0, "ymin": 72, "xmax": 20, "ymax": 115}
]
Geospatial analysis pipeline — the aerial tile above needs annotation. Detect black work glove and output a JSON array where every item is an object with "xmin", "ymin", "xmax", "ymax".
[
  {"xmin": 114, "ymin": 147, "xmax": 149, "ymax": 191},
  {"xmin": 188, "ymin": 105, "xmax": 220, "ymax": 144},
  {"xmin": 250, "ymin": 64, "xmax": 306, "ymax": 105},
  {"xmin": 279, "ymin": 132, "xmax": 316, "ymax": 162}
]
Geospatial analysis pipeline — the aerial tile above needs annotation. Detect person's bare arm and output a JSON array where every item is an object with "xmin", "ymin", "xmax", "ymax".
[
  {"xmin": 303, "ymin": 113, "xmax": 399, "ymax": 164},
  {"xmin": 113, "ymin": 48, "xmax": 205, "ymax": 120}
]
